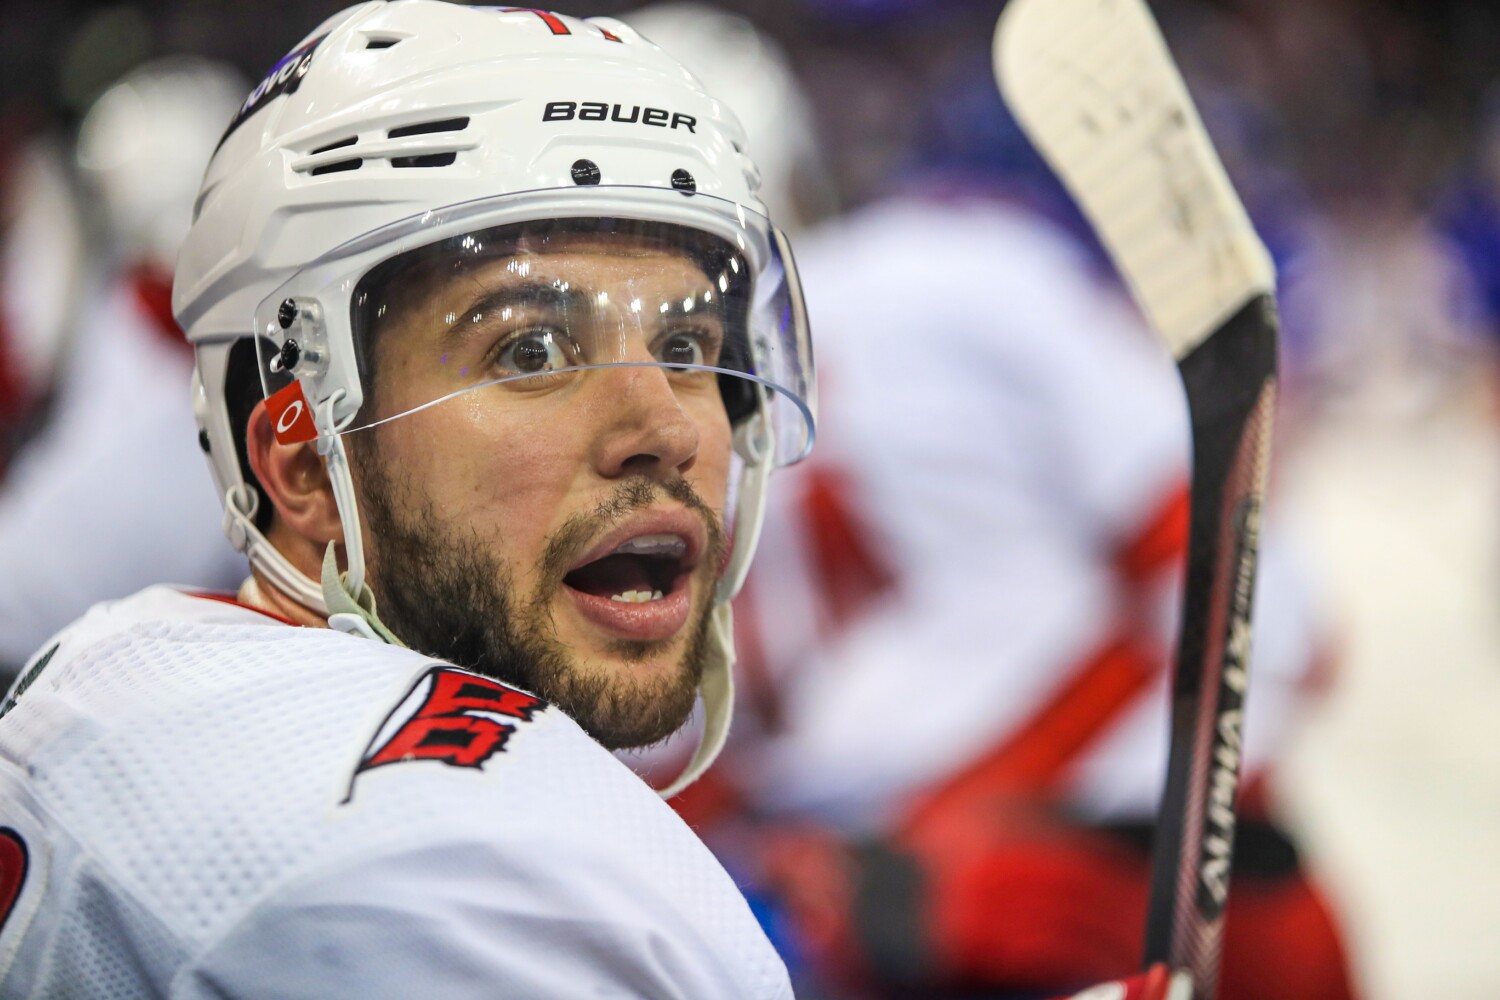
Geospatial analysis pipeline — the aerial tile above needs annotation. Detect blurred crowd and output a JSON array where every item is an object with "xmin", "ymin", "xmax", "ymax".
[{"xmin": 4, "ymin": 0, "xmax": 1500, "ymax": 998}]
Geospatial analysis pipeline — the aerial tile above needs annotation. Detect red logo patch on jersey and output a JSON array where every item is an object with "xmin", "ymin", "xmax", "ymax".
[
  {"xmin": 0, "ymin": 828, "xmax": 28, "ymax": 935},
  {"xmin": 347, "ymin": 668, "xmax": 544, "ymax": 800}
]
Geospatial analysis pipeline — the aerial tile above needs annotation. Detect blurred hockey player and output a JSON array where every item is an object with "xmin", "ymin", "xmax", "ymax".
[
  {"xmin": 0, "ymin": 57, "xmax": 247, "ymax": 670},
  {"xmin": 735, "ymin": 195, "xmax": 1353, "ymax": 1000},
  {"xmin": 0, "ymin": 4, "xmax": 817, "ymax": 995}
]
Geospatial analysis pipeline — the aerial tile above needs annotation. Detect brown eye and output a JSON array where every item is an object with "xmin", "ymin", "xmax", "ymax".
[
  {"xmin": 657, "ymin": 333, "xmax": 706, "ymax": 368},
  {"xmin": 498, "ymin": 330, "xmax": 567, "ymax": 374}
]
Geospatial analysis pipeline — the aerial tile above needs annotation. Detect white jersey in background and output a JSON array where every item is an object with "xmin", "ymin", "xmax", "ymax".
[
  {"xmin": 733, "ymin": 195, "xmax": 1320, "ymax": 832},
  {"xmin": 0, "ymin": 589, "xmax": 790, "ymax": 999},
  {"xmin": 0, "ymin": 280, "xmax": 245, "ymax": 669}
]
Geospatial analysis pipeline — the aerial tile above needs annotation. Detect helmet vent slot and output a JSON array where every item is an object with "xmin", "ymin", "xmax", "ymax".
[
  {"xmin": 391, "ymin": 152, "xmax": 458, "ymax": 169},
  {"xmin": 387, "ymin": 117, "xmax": 470, "ymax": 139},
  {"xmin": 310, "ymin": 136, "xmax": 358, "ymax": 156},
  {"xmin": 364, "ymin": 36, "xmax": 402, "ymax": 49},
  {"xmin": 310, "ymin": 158, "xmax": 363, "ymax": 176}
]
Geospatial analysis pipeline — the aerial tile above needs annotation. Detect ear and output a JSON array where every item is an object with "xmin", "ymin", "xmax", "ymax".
[{"xmin": 245, "ymin": 400, "xmax": 343, "ymax": 546}]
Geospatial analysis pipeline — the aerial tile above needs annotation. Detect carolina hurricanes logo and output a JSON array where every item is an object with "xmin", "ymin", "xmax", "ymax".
[{"xmin": 345, "ymin": 668, "xmax": 545, "ymax": 802}]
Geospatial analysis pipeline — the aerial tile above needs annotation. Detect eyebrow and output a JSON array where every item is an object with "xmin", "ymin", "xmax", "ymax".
[
  {"xmin": 438, "ymin": 281, "xmax": 597, "ymax": 344},
  {"xmin": 441, "ymin": 278, "xmax": 725, "ymax": 338}
]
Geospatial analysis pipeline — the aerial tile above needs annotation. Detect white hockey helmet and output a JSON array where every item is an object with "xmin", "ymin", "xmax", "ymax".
[
  {"xmin": 623, "ymin": 2, "xmax": 833, "ymax": 230},
  {"xmin": 174, "ymin": 0, "xmax": 815, "ymax": 795}
]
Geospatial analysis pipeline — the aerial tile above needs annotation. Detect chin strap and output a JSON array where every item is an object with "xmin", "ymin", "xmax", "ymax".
[
  {"xmin": 322, "ymin": 543, "xmax": 405, "ymax": 645},
  {"xmin": 659, "ymin": 601, "xmax": 735, "ymax": 800},
  {"xmin": 312, "ymin": 401, "xmax": 407, "ymax": 645},
  {"xmin": 316, "ymin": 397, "xmax": 367, "ymax": 598},
  {"xmin": 715, "ymin": 408, "xmax": 774, "ymax": 605},
  {"xmin": 221, "ymin": 392, "xmax": 368, "ymax": 619},
  {"xmin": 224, "ymin": 483, "xmax": 330, "ymax": 615},
  {"xmin": 659, "ymin": 398, "xmax": 775, "ymax": 799}
]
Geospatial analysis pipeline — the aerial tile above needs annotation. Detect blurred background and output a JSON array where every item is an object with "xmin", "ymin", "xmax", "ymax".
[{"xmin": 3, "ymin": 0, "xmax": 1500, "ymax": 997}]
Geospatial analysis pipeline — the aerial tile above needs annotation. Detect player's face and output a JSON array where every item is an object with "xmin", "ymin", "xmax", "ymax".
[{"xmin": 349, "ymin": 234, "xmax": 734, "ymax": 748}]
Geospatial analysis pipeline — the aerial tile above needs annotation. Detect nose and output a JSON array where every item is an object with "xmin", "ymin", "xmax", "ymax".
[{"xmin": 589, "ymin": 363, "xmax": 700, "ymax": 479}]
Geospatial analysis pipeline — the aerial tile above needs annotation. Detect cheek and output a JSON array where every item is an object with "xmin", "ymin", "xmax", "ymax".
[{"xmin": 379, "ymin": 395, "xmax": 586, "ymax": 555}]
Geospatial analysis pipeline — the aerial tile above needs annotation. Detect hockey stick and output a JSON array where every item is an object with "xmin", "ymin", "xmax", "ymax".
[{"xmin": 992, "ymin": 1, "xmax": 1278, "ymax": 996}]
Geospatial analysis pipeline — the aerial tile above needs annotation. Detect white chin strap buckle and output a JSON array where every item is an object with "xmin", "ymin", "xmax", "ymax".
[{"xmin": 328, "ymin": 612, "xmax": 380, "ymax": 640}]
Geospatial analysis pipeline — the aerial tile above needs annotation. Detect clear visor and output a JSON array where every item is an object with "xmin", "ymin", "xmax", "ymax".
[{"xmin": 254, "ymin": 188, "xmax": 815, "ymax": 466}]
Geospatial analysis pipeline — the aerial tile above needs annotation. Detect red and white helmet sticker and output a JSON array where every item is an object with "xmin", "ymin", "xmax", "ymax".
[{"xmin": 265, "ymin": 380, "xmax": 318, "ymax": 444}]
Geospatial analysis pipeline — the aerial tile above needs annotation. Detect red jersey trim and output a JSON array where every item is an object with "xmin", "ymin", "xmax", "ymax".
[
  {"xmin": 184, "ymin": 591, "xmax": 300, "ymax": 627},
  {"xmin": 901, "ymin": 638, "xmax": 1158, "ymax": 855},
  {"xmin": 1116, "ymin": 482, "xmax": 1190, "ymax": 584},
  {"xmin": 127, "ymin": 265, "xmax": 191, "ymax": 353}
]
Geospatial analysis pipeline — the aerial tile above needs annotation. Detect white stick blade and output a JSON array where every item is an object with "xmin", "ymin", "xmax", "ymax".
[{"xmin": 994, "ymin": 0, "xmax": 1275, "ymax": 359}]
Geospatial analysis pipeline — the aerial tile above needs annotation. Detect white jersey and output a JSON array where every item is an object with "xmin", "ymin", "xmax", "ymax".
[
  {"xmin": 0, "ymin": 587, "xmax": 790, "ymax": 999},
  {"xmin": 732, "ymin": 195, "xmax": 1319, "ymax": 831}
]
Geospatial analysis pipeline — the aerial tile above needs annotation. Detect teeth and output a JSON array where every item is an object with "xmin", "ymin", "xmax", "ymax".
[
  {"xmin": 609, "ymin": 590, "xmax": 666, "ymax": 603},
  {"xmin": 610, "ymin": 534, "xmax": 687, "ymax": 559}
]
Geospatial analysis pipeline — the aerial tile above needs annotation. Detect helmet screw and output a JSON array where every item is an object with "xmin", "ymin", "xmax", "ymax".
[
  {"xmin": 670, "ymin": 168, "xmax": 696, "ymax": 193},
  {"xmin": 277, "ymin": 298, "xmax": 298, "ymax": 329},
  {"xmin": 270, "ymin": 339, "xmax": 302, "ymax": 375},
  {"xmin": 570, "ymin": 159, "xmax": 601, "ymax": 186}
]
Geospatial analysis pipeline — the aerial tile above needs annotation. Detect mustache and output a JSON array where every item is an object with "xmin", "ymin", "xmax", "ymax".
[{"xmin": 536, "ymin": 476, "xmax": 727, "ymax": 588}]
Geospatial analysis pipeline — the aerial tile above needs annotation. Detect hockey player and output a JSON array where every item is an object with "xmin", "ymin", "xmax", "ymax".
[{"xmin": 0, "ymin": 4, "xmax": 815, "ymax": 995}]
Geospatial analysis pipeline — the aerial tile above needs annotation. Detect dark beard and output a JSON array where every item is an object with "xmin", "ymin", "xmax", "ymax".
[{"xmin": 353, "ymin": 446, "xmax": 724, "ymax": 750}]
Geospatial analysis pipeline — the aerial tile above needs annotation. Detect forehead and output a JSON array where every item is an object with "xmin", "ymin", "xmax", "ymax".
[{"xmin": 375, "ymin": 229, "xmax": 720, "ymax": 320}]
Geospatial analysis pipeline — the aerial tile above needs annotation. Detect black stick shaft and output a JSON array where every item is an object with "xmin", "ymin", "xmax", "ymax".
[{"xmin": 1143, "ymin": 293, "xmax": 1279, "ymax": 997}]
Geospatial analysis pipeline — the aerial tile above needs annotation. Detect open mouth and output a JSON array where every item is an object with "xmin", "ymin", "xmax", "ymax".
[{"xmin": 562, "ymin": 534, "xmax": 695, "ymax": 604}]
